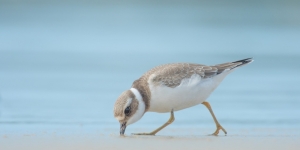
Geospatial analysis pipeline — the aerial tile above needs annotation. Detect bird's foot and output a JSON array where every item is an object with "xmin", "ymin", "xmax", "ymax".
[
  {"xmin": 132, "ymin": 132, "xmax": 155, "ymax": 136},
  {"xmin": 211, "ymin": 125, "xmax": 227, "ymax": 136}
]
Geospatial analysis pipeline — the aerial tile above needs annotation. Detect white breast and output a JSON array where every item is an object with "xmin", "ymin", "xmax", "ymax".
[{"xmin": 147, "ymin": 71, "xmax": 232, "ymax": 113}]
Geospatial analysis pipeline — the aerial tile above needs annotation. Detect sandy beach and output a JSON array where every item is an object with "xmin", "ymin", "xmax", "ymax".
[{"xmin": 1, "ymin": 127, "xmax": 299, "ymax": 150}]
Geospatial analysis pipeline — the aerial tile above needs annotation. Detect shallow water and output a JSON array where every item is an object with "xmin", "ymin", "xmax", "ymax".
[{"xmin": 0, "ymin": 1, "xmax": 300, "ymax": 137}]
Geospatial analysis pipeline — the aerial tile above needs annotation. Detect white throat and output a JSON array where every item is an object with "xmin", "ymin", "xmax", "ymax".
[{"xmin": 127, "ymin": 88, "xmax": 145, "ymax": 125}]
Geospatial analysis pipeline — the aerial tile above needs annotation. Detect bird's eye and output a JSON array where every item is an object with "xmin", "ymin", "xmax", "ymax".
[{"xmin": 124, "ymin": 106, "xmax": 131, "ymax": 116}]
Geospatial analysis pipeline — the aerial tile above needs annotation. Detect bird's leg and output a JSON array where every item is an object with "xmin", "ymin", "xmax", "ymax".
[
  {"xmin": 132, "ymin": 109, "xmax": 175, "ymax": 135},
  {"xmin": 202, "ymin": 101, "xmax": 227, "ymax": 136}
]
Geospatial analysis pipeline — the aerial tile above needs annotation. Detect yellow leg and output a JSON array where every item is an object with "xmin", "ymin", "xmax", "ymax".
[
  {"xmin": 132, "ymin": 109, "xmax": 175, "ymax": 135},
  {"xmin": 202, "ymin": 101, "xmax": 227, "ymax": 135}
]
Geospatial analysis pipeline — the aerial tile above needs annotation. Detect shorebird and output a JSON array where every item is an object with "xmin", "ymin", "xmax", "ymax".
[{"xmin": 113, "ymin": 58, "xmax": 253, "ymax": 136}]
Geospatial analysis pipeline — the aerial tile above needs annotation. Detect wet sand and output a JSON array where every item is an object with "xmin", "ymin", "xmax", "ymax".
[{"xmin": 1, "ymin": 128, "xmax": 299, "ymax": 150}]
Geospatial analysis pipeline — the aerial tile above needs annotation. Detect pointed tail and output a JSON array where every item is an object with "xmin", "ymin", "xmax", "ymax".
[
  {"xmin": 231, "ymin": 58, "xmax": 254, "ymax": 68},
  {"xmin": 213, "ymin": 58, "xmax": 253, "ymax": 74}
]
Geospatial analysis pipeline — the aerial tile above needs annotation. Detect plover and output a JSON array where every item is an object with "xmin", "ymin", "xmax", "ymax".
[{"xmin": 114, "ymin": 58, "xmax": 253, "ymax": 136}]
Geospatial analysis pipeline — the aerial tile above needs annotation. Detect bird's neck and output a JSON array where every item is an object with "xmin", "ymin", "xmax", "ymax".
[
  {"xmin": 131, "ymin": 79, "xmax": 151, "ymax": 111},
  {"xmin": 130, "ymin": 88, "xmax": 145, "ymax": 113},
  {"xmin": 126, "ymin": 88, "xmax": 146, "ymax": 125}
]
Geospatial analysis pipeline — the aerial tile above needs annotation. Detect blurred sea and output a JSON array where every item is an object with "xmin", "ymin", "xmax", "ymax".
[{"xmin": 0, "ymin": 1, "xmax": 300, "ymax": 135}]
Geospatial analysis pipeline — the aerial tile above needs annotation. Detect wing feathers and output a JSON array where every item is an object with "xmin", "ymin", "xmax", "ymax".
[{"xmin": 141, "ymin": 58, "xmax": 253, "ymax": 88}]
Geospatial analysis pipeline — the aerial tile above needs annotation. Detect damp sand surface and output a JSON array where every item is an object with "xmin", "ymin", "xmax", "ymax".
[{"xmin": 1, "ymin": 127, "xmax": 299, "ymax": 150}]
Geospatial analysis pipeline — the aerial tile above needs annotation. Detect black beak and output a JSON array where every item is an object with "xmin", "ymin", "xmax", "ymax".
[{"xmin": 120, "ymin": 122, "xmax": 127, "ymax": 135}]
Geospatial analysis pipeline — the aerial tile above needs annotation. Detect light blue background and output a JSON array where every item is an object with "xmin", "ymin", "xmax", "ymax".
[{"xmin": 0, "ymin": 0, "xmax": 299, "ymax": 134}]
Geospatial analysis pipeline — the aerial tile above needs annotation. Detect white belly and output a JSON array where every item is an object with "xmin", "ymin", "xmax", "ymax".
[{"xmin": 148, "ymin": 71, "xmax": 232, "ymax": 113}]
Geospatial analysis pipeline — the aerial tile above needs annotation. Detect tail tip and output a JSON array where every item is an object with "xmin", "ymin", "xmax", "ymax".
[{"xmin": 233, "ymin": 58, "xmax": 254, "ymax": 64}]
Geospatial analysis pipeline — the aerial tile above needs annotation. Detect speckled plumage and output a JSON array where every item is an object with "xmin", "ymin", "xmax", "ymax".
[{"xmin": 143, "ymin": 61, "xmax": 245, "ymax": 88}]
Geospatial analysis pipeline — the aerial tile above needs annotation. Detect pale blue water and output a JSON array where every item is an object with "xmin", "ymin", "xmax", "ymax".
[{"xmin": 0, "ymin": 1, "xmax": 300, "ymax": 135}]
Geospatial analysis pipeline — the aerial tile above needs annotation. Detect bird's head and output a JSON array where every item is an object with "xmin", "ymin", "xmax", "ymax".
[{"xmin": 113, "ymin": 88, "xmax": 145, "ymax": 135}]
